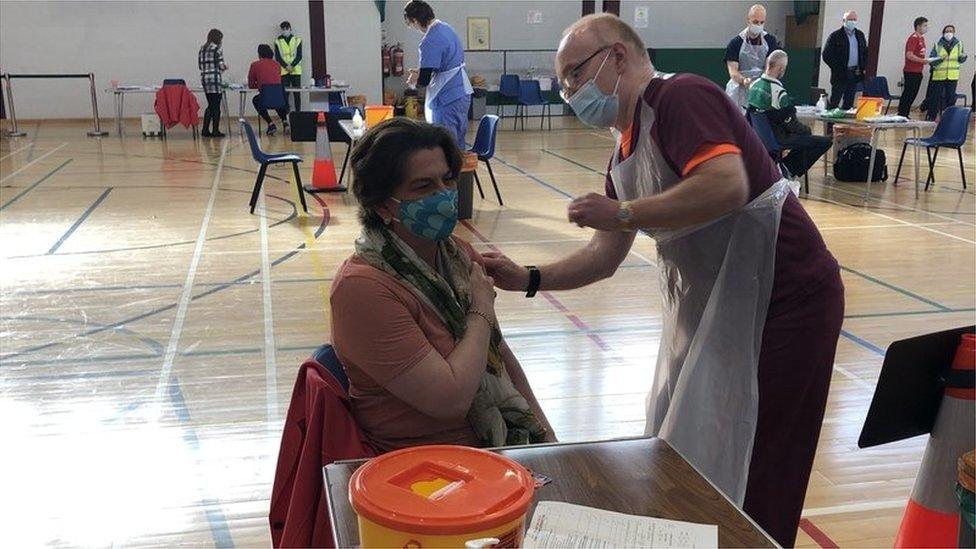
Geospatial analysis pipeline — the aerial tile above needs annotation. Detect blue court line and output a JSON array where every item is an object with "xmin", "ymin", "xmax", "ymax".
[
  {"xmin": 47, "ymin": 187, "xmax": 113, "ymax": 254},
  {"xmin": 846, "ymin": 307, "xmax": 975, "ymax": 319},
  {"xmin": 0, "ymin": 158, "xmax": 72, "ymax": 211},
  {"xmin": 839, "ymin": 265, "xmax": 951, "ymax": 311},
  {"xmin": 4, "ymin": 276, "xmax": 335, "ymax": 296},
  {"xmin": 492, "ymin": 156, "xmax": 575, "ymax": 199},
  {"xmin": 840, "ymin": 329, "xmax": 886, "ymax": 356},
  {"xmin": 168, "ymin": 377, "xmax": 235, "ymax": 548},
  {"xmin": 12, "ymin": 368, "xmax": 157, "ymax": 383},
  {"xmin": 541, "ymin": 149, "xmax": 606, "ymax": 176}
]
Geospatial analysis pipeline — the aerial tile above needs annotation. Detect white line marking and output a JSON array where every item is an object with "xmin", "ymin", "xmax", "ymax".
[
  {"xmin": 815, "ymin": 181, "xmax": 976, "ymax": 227},
  {"xmin": 802, "ymin": 498, "xmax": 906, "ymax": 517},
  {"xmin": 153, "ymin": 140, "xmax": 228, "ymax": 410},
  {"xmin": 0, "ymin": 143, "xmax": 68, "ymax": 183},
  {"xmin": 818, "ymin": 222, "xmax": 957, "ymax": 231},
  {"xmin": 816, "ymin": 194, "xmax": 976, "ymax": 244},
  {"xmin": 832, "ymin": 363, "xmax": 876, "ymax": 392},
  {"xmin": 0, "ymin": 144, "xmax": 32, "ymax": 162},
  {"xmin": 258, "ymin": 192, "xmax": 278, "ymax": 424}
]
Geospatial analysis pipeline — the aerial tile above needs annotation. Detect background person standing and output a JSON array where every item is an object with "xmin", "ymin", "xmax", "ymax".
[
  {"xmin": 822, "ymin": 11, "xmax": 868, "ymax": 109},
  {"xmin": 724, "ymin": 4, "xmax": 780, "ymax": 110},
  {"xmin": 926, "ymin": 25, "xmax": 968, "ymax": 120},
  {"xmin": 275, "ymin": 21, "xmax": 303, "ymax": 112},
  {"xmin": 900, "ymin": 17, "xmax": 931, "ymax": 118},
  {"xmin": 198, "ymin": 28, "xmax": 227, "ymax": 137}
]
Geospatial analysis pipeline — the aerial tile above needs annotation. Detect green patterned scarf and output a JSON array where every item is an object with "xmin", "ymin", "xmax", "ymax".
[{"xmin": 355, "ymin": 225, "xmax": 546, "ymax": 446}]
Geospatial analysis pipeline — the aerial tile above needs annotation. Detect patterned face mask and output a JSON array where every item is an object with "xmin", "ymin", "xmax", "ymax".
[{"xmin": 393, "ymin": 189, "xmax": 459, "ymax": 241}]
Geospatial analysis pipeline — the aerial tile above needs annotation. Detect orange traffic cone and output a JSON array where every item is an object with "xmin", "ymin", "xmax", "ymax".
[
  {"xmin": 307, "ymin": 112, "xmax": 345, "ymax": 193},
  {"xmin": 895, "ymin": 333, "xmax": 976, "ymax": 548}
]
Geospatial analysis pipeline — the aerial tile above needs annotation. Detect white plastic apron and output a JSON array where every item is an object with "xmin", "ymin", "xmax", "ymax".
[
  {"xmin": 610, "ymin": 85, "xmax": 788, "ymax": 504},
  {"xmin": 725, "ymin": 29, "xmax": 769, "ymax": 108},
  {"xmin": 425, "ymin": 62, "xmax": 473, "ymax": 123}
]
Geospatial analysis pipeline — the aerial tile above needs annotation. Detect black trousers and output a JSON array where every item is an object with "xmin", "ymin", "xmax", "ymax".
[
  {"xmin": 926, "ymin": 80, "xmax": 959, "ymax": 120},
  {"xmin": 779, "ymin": 134, "xmax": 833, "ymax": 177},
  {"xmin": 281, "ymin": 74, "xmax": 302, "ymax": 112},
  {"xmin": 203, "ymin": 92, "xmax": 222, "ymax": 133},
  {"xmin": 828, "ymin": 70, "xmax": 860, "ymax": 109},
  {"xmin": 252, "ymin": 94, "xmax": 288, "ymax": 124},
  {"xmin": 898, "ymin": 72, "xmax": 923, "ymax": 117}
]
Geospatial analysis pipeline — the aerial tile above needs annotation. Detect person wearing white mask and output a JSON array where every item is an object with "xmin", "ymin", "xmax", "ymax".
[
  {"xmin": 822, "ymin": 10, "xmax": 868, "ymax": 109},
  {"xmin": 274, "ymin": 21, "xmax": 303, "ymax": 112},
  {"xmin": 925, "ymin": 24, "xmax": 968, "ymax": 120},
  {"xmin": 900, "ymin": 17, "xmax": 934, "ymax": 118},
  {"xmin": 725, "ymin": 4, "xmax": 780, "ymax": 109},
  {"xmin": 481, "ymin": 14, "xmax": 844, "ymax": 547}
]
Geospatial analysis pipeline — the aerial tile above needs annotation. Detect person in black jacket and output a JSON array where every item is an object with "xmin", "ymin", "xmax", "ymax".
[{"xmin": 821, "ymin": 10, "xmax": 868, "ymax": 109}]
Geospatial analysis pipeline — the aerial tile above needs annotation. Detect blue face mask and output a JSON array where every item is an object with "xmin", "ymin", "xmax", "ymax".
[
  {"xmin": 394, "ymin": 188, "xmax": 459, "ymax": 241},
  {"xmin": 844, "ymin": 20, "xmax": 856, "ymax": 31},
  {"xmin": 566, "ymin": 51, "xmax": 621, "ymax": 128}
]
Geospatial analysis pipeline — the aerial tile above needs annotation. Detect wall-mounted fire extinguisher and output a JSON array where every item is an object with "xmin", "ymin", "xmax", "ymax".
[
  {"xmin": 381, "ymin": 44, "xmax": 392, "ymax": 77},
  {"xmin": 391, "ymin": 43, "xmax": 405, "ymax": 77}
]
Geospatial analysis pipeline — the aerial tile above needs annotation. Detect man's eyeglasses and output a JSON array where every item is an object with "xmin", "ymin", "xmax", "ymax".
[{"xmin": 559, "ymin": 45, "xmax": 612, "ymax": 100}]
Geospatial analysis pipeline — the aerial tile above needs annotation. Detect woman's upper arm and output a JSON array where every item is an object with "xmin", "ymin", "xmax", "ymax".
[
  {"xmin": 384, "ymin": 349, "xmax": 470, "ymax": 420},
  {"xmin": 331, "ymin": 276, "xmax": 433, "ymax": 387}
]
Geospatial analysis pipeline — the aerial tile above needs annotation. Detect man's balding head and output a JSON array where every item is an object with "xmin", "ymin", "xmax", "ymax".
[
  {"xmin": 748, "ymin": 4, "xmax": 767, "ymax": 20},
  {"xmin": 843, "ymin": 10, "xmax": 858, "ymax": 21},
  {"xmin": 765, "ymin": 49, "xmax": 788, "ymax": 78},
  {"xmin": 560, "ymin": 13, "xmax": 647, "ymax": 60}
]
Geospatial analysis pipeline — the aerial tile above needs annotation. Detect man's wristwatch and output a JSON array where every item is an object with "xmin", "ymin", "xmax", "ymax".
[
  {"xmin": 525, "ymin": 266, "xmax": 541, "ymax": 298},
  {"xmin": 616, "ymin": 201, "xmax": 635, "ymax": 232}
]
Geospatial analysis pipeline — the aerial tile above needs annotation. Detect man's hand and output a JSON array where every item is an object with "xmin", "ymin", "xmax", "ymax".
[
  {"xmin": 406, "ymin": 68, "xmax": 419, "ymax": 87},
  {"xmin": 568, "ymin": 193, "xmax": 622, "ymax": 231},
  {"xmin": 481, "ymin": 251, "xmax": 530, "ymax": 291}
]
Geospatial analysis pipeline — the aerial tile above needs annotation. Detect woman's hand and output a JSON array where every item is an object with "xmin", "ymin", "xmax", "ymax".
[
  {"xmin": 406, "ymin": 68, "xmax": 419, "ymax": 87},
  {"xmin": 469, "ymin": 262, "xmax": 497, "ymax": 323},
  {"xmin": 481, "ymin": 251, "xmax": 530, "ymax": 291},
  {"xmin": 568, "ymin": 193, "xmax": 622, "ymax": 231}
]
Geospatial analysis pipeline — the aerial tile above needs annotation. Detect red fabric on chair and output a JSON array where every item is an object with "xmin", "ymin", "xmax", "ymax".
[
  {"xmin": 154, "ymin": 85, "xmax": 200, "ymax": 129},
  {"xmin": 269, "ymin": 357, "xmax": 376, "ymax": 548}
]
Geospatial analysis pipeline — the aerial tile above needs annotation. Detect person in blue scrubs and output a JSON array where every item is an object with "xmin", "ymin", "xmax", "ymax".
[{"xmin": 404, "ymin": 0, "xmax": 473, "ymax": 147}]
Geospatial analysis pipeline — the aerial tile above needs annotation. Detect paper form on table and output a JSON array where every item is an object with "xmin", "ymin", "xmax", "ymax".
[{"xmin": 523, "ymin": 501, "xmax": 718, "ymax": 548}]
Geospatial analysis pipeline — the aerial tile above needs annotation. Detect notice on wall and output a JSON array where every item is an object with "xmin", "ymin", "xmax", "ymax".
[
  {"xmin": 527, "ymin": 10, "xmax": 543, "ymax": 25},
  {"xmin": 634, "ymin": 6, "xmax": 650, "ymax": 29}
]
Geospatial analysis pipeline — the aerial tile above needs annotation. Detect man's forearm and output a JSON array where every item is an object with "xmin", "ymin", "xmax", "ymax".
[{"xmin": 539, "ymin": 230, "xmax": 635, "ymax": 291}]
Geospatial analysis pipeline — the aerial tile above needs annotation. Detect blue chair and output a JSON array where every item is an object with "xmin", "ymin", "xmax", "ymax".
[
  {"xmin": 498, "ymin": 74, "xmax": 521, "ymax": 126},
  {"xmin": 517, "ymin": 80, "xmax": 552, "ymax": 131},
  {"xmin": 747, "ymin": 110, "xmax": 808, "ymax": 193},
  {"xmin": 862, "ymin": 76, "xmax": 900, "ymax": 115},
  {"xmin": 894, "ymin": 106, "xmax": 971, "ymax": 190},
  {"xmin": 468, "ymin": 115, "xmax": 503, "ymax": 205},
  {"xmin": 256, "ymin": 84, "xmax": 288, "ymax": 134},
  {"xmin": 312, "ymin": 344, "xmax": 349, "ymax": 393},
  {"xmin": 240, "ymin": 118, "xmax": 308, "ymax": 214}
]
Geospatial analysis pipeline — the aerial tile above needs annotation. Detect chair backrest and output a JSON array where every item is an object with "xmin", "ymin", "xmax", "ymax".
[
  {"xmin": 930, "ymin": 106, "xmax": 972, "ymax": 145},
  {"xmin": 163, "ymin": 78, "xmax": 186, "ymax": 86},
  {"xmin": 470, "ymin": 115, "xmax": 500, "ymax": 158},
  {"xmin": 862, "ymin": 76, "xmax": 890, "ymax": 99},
  {"xmin": 747, "ymin": 111, "xmax": 782, "ymax": 156},
  {"xmin": 499, "ymin": 74, "xmax": 520, "ymax": 98},
  {"xmin": 518, "ymin": 80, "xmax": 543, "ymax": 104},
  {"xmin": 260, "ymin": 84, "xmax": 288, "ymax": 110},
  {"xmin": 312, "ymin": 344, "xmax": 350, "ymax": 393},
  {"xmin": 239, "ymin": 119, "xmax": 267, "ymax": 162}
]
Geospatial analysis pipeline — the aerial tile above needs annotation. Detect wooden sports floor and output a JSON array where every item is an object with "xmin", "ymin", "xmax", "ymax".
[{"xmin": 1, "ymin": 114, "xmax": 973, "ymax": 547}]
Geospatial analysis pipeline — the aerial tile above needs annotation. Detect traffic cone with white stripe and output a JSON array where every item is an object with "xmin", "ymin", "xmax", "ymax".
[
  {"xmin": 307, "ymin": 112, "xmax": 345, "ymax": 193},
  {"xmin": 895, "ymin": 333, "xmax": 976, "ymax": 548}
]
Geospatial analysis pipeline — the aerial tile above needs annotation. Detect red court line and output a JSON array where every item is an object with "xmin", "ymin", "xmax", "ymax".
[
  {"xmin": 460, "ymin": 220, "xmax": 612, "ymax": 352},
  {"xmin": 799, "ymin": 518, "xmax": 840, "ymax": 548}
]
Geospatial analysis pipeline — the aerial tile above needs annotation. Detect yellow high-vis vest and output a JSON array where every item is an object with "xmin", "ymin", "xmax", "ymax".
[
  {"xmin": 276, "ymin": 36, "xmax": 302, "ymax": 76},
  {"xmin": 932, "ymin": 41, "xmax": 965, "ymax": 81}
]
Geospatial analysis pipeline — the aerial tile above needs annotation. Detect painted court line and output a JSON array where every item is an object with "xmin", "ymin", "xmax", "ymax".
[
  {"xmin": 153, "ymin": 140, "xmax": 229, "ymax": 409},
  {"xmin": 799, "ymin": 518, "xmax": 840, "ymax": 548},
  {"xmin": 816, "ymin": 193, "xmax": 976, "ymax": 244},
  {"xmin": 47, "ymin": 187, "xmax": 113, "ymax": 254},
  {"xmin": 831, "ymin": 363, "xmax": 876, "ymax": 392},
  {"xmin": 802, "ymin": 498, "xmax": 907, "ymax": 517},
  {"xmin": 0, "ymin": 144, "xmax": 32, "ymax": 162},
  {"xmin": 0, "ymin": 142, "xmax": 68, "ymax": 183},
  {"xmin": 0, "ymin": 158, "xmax": 73, "ymax": 212},
  {"xmin": 258, "ymin": 192, "xmax": 278, "ymax": 425}
]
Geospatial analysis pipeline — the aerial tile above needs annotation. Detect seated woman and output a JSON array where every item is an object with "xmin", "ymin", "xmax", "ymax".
[
  {"xmin": 247, "ymin": 44, "xmax": 289, "ymax": 135},
  {"xmin": 330, "ymin": 118, "xmax": 555, "ymax": 452}
]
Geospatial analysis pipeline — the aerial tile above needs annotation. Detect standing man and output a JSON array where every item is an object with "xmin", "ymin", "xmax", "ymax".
[
  {"xmin": 483, "ymin": 14, "xmax": 844, "ymax": 547},
  {"xmin": 403, "ymin": 0, "xmax": 473, "ymax": 147},
  {"xmin": 275, "ymin": 21, "xmax": 303, "ymax": 112},
  {"xmin": 899, "ymin": 17, "xmax": 931, "ymax": 118},
  {"xmin": 725, "ymin": 4, "xmax": 780, "ymax": 110},
  {"xmin": 822, "ymin": 11, "xmax": 868, "ymax": 109}
]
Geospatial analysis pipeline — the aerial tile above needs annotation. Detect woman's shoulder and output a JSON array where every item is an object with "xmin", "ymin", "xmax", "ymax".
[
  {"xmin": 450, "ymin": 236, "xmax": 483, "ymax": 265},
  {"xmin": 331, "ymin": 255, "xmax": 420, "ymax": 307}
]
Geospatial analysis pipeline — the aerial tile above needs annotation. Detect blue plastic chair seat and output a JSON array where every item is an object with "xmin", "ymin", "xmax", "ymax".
[{"xmin": 313, "ymin": 344, "xmax": 350, "ymax": 393}]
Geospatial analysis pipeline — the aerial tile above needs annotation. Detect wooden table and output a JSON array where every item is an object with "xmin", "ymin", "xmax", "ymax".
[{"xmin": 323, "ymin": 437, "xmax": 777, "ymax": 548}]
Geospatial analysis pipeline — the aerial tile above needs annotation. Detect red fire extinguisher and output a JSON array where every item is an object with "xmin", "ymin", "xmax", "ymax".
[
  {"xmin": 392, "ymin": 43, "xmax": 405, "ymax": 77},
  {"xmin": 381, "ymin": 44, "xmax": 391, "ymax": 77}
]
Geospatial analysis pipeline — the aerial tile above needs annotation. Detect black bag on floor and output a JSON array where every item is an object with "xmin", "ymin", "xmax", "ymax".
[{"xmin": 834, "ymin": 143, "xmax": 888, "ymax": 182}]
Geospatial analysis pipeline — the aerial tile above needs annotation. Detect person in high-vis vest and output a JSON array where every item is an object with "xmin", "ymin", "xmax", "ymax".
[
  {"xmin": 274, "ymin": 21, "xmax": 303, "ymax": 112},
  {"xmin": 925, "ymin": 24, "xmax": 968, "ymax": 121}
]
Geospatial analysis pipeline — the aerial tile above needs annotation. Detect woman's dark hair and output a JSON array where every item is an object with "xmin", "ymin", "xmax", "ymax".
[
  {"xmin": 280, "ymin": 20, "xmax": 291, "ymax": 30},
  {"xmin": 207, "ymin": 28, "xmax": 223, "ymax": 45},
  {"xmin": 258, "ymin": 44, "xmax": 274, "ymax": 59},
  {"xmin": 913, "ymin": 17, "xmax": 928, "ymax": 30},
  {"xmin": 351, "ymin": 117, "xmax": 462, "ymax": 229},
  {"xmin": 943, "ymin": 25, "xmax": 956, "ymax": 34},
  {"xmin": 403, "ymin": 0, "xmax": 435, "ymax": 26}
]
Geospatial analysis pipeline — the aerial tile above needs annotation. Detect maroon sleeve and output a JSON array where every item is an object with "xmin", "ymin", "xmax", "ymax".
[
  {"xmin": 604, "ymin": 156, "xmax": 617, "ymax": 199},
  {"xmin": 655, "ymin": 80, "xmax": 740, "ymax": 175}
]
